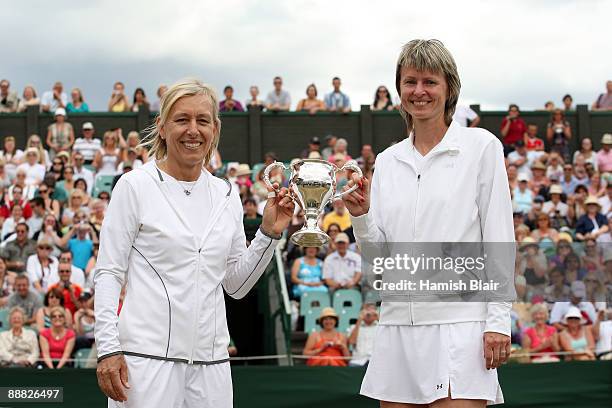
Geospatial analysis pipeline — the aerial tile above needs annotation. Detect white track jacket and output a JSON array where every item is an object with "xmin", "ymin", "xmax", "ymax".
[
  {"xmin": 351, "ymin": 121, "xmax": 515, "ymax": 336},
  {"xmin": 94, "ymin": 161, "xmax": 278, "ymax": 364}
]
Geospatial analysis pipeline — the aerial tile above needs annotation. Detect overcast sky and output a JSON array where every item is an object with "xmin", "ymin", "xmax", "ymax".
[{"xmin": 2, "ymin": 0, "xmax": 610, "ymax": 111}]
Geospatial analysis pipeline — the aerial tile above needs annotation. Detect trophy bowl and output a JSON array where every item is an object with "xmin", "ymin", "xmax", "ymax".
[{"xmin": 264, "ymin": 158, "xmax": 362, "ymax": 247}]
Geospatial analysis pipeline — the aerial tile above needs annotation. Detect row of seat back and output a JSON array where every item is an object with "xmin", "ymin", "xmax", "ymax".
[
  {"xmin": 93, "ymin": 175, "xmax": 114, "ymax": 198},
  {"xmin": 0, "ymin": 308, "xmax": 9, "ymax": 332},
  {"xmin": 299, "ymin": 289, "xmax": 363, "ymax": 333}
]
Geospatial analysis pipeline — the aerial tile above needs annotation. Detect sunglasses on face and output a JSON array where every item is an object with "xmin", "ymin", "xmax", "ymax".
[
  {"xmin": 50, "ymin": 314, "xmax": 64, "ymax": 319},
  {"xmin": 59, "ymin": 270, "xmax": 71, "ymax": 274},
  {"xmin": 39, "ymin": 189, "xmax": 48, "ymax": 193},
  {"xmin": 38, "ymin": 246, "xmax": 52, "ymax": 250},
  {"xmin": 16, "ymin": 229, "xmax": 27, "ymax": 234}
]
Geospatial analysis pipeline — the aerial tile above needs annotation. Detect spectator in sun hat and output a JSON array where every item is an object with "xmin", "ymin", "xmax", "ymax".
[
  {"xmin": 559, "ymin": 306, "xmax": 596, "ymax": 361},
  {"xmin": 303, "ymin": 307, "xmax": 350, "ymax": 366},
  {"xmin": 73, "ymin": 122, "xmax": 101, "ymax": 165},
  {"xmin": 234, "ymin": 163, "xmax": 253, "ymax": 191},
  {"xmin": 513, "ymin": 173, "xmax": 532, "ymax": 213},
  {"xmin": 530, "ymin": 160, "xmax": 549, "ymax": 195},
  {"xmin": 596, "ymin": 133, "xmax": 612, "ymax": 173},
  {"xmin": 46, "ymin": 108, "xmax": 74, "ymax": 159},
  {"xmin": 550, "ymin": 281, "xmax": 597, "ymax": 330},
  {"xmin": 544, "ymin": 184, "xmax": 569, "ymax": 230},
  {"xmin": 16, "ymin": 148, "xmax": 45, "ymax": 187},
  {"xmin": 575, "ymin": 196, "xmax": 609, "ymax": 241}
]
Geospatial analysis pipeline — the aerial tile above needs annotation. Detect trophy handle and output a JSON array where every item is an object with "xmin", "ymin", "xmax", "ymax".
[
  {"xmin": 263, "ymin": 161, "xmax": 288, "ymax": 192},
  {"xmin": 333, "ymin": 160, "xmax": 363, "ymax": 200}
]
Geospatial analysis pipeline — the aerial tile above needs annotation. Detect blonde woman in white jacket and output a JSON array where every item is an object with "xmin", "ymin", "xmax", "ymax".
[
  {"xmin": 343, "ymin": 40, "xmax": 515, "ymax": 407},
  {"xmin": 94, "ymin": 78, "xmax": 294, "ymax": 407}
]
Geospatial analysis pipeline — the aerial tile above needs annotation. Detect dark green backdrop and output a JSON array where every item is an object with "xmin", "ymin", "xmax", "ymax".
[{"xmin": 0, "ymin": 361, "xmax": 610, "ymax": 407}]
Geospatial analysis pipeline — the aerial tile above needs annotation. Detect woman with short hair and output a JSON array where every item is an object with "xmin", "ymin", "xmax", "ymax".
[
  {"xmin": 343, "ymin": 39, "xmax": 514, "ymax": 406},
  {"xmin": 521, "ymin": 303, "xmax": 560, "ymax": 362},
  {"xmin": 0, "ymin": 307, "xmax": 39, "ymax": 367}
]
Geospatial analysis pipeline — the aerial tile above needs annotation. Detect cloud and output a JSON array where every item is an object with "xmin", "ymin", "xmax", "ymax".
[{"xmin": 2, "ymin": 0, "xmax": 609, "ymax": 110}]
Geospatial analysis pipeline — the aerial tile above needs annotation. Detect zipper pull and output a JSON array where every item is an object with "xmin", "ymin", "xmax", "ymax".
[{"xmin": 417, "ymin": 174, "xmax": 421, "ymax": 182}]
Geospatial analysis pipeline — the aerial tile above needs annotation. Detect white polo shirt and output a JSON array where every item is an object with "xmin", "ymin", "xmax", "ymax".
[{"xmin": 323, "ymin": 249, "xmax": 361, "ymax": 285}]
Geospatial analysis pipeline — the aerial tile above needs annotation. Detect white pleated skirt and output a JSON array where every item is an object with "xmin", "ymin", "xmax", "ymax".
[{"xmin": 360, "ymin": 321, "xmax": 504, "ymax": 405}]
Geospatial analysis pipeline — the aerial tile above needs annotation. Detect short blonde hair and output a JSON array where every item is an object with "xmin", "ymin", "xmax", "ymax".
[
  {"xmin": 395, "ymin": 39, "xmax": 461, "ymax": 133},
  {"xmin": 141, "ymin": 78, "xmax": 221, "ymax": 164},
  {"xmin": 529, "ymin": 303, "xmax": 549, "ymax": 318},
  {"xmin": 49, "ymin": 306, "xmax": 66, "ymax": 319},
  {"xmin": 127, "ymin": 131, "xmax": 140, "ymax": 143}
]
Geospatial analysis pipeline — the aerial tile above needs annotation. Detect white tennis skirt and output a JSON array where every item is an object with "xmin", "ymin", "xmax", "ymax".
[{"xmin": 360, "ymin": 321, "xmax": 504, "ymax": 405}]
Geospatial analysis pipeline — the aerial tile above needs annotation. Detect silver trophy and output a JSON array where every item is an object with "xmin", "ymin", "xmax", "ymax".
[{"xmin": 264, "ymin": 158, "xmax": 363, "ymax": 247}]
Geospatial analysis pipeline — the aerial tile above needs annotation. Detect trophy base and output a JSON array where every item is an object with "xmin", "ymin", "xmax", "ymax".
[{"xmin": 290, "ymin": 229, "xmax": 329, "ymax": 247}]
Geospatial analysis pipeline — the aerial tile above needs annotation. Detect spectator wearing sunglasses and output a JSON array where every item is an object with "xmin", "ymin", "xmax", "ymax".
[
  {"xmin": 47, "ymin": 262, "xmax": 83, "ymax": 315},
  {"xmin": 26, "ymin": 238, "xmax": 58, "ymax": 294},
  {"xmin": 39, "ymin": 306, "xmax": 76, "ymax": 369}
]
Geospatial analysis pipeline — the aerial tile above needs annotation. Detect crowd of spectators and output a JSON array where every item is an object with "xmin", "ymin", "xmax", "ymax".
[
  {"xmin": 0, "ymin": 76, "xmax": 611, "ymax": 368},
  {"xmin": 3, "ymin": 78, "xmax": 610, "ymax": 115},
  {"xmin": 0, "ymin": 109, "xmax": 147, "ymax": 367}
]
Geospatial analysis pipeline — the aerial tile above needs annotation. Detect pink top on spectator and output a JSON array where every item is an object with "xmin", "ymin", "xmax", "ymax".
[
  {"xmin": 40, "ymin": 328, "xmax": 75, "ymax": 360},
  {"xmin": 524, "ymin": 325, "xmax": 556, "ymax": 359},
  {"xmin": 596, "ymin": 149, "xmax": 612, "ymax": 172}
]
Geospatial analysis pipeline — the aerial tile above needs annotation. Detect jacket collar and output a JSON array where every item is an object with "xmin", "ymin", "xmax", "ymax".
[
  {"xmin": 393, "ymin": 120, "xmax": 462, "ymax": 167},
  {"xmin": 140, "ymin": 161, "xmax": 232, "ymax": 249}
]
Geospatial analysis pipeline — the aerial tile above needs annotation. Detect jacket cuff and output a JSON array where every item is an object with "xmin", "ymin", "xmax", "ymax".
[
  {"xmin": 258, "ymin": 226, "xmax": 282, "ymax": 240},
  {"xmin": 350, "ymin": 212, "xmax": 375, "ymax": 241},
  {"xmin": 484, "ymin": 302, "xmax": 511, "ymax": 336},
  {"xmin": 97, "ymin": 351, "xmax": 124, "ymax": 363}
]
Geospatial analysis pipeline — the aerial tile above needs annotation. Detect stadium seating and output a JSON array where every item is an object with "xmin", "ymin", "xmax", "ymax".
[
  {"xmin": 0, "ymin": 308, "xmax": 9, "ymax": 332},
  {"xmin": 300, "ymin": 292, "xmax": 330, "ymax": 333},
  {"xmin": 333, "ymin": 289, "xmax": 362, "ymax": 333},
  {"xmin": 74, "ymin": 348, "xmax": 92, "ymax": 368},
  {"xmin": 92, "ymin": 175, "xmax": 115, "ymax": 197}
]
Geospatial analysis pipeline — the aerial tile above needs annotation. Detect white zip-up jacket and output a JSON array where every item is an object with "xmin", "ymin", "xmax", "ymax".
[
  {"xmin": 94, "ymin": 161, "xmax": 278, "ymax": 364},
  {"xmin": 351, "ymin": 121, "xmax": 515, "ymax": 336}
]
